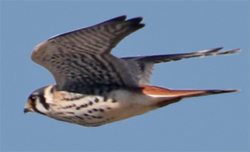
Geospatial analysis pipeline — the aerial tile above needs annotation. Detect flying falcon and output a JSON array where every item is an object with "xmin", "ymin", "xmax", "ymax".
[{"xmin": 24, "ymin": 16, "xmax": 241, "ymax": 127}]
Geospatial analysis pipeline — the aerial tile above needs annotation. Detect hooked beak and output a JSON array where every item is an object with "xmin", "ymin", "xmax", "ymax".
[
  {"xmin": 24, "ymin": 108, "xmax": 31, "ymax": 113},
  {"xmin": 24, "ymin": 102, "xmax": 33, "ymax": 114}
]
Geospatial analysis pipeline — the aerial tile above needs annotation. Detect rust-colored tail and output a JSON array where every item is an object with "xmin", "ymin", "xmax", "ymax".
[{"xmin": 141, "ymin": 85, "xmax": 240, "ymax": 108}]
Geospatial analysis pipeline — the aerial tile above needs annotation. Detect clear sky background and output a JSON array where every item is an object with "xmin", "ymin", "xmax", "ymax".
[{"xmin": 1, "ymin": 1, "xmax": 249, "ymax": 152}]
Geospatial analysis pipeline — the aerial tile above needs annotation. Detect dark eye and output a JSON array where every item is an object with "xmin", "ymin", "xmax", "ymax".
[{"xmin": 30, "ymin": 96, "xmax": 37, "ymax": 102}]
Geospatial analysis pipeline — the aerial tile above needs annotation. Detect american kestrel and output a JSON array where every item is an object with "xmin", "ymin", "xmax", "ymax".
[{"xmin": 24, "ymin": 16, "xmax": 240, "ymax": 127}]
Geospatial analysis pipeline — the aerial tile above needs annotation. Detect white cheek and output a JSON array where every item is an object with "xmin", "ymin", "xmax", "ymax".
[
  {"xmin": 44, "ymin": 85, "xmax": 54, "ymax": 104},
  {"xmin": 36, "ymin": 101, "xmax": 49, "ymax": 113}
]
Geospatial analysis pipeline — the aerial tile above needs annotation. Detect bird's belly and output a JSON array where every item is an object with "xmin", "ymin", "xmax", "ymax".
[{"xmin": 48, "ymin": 90, "xmax": 156, "ymax": 127}]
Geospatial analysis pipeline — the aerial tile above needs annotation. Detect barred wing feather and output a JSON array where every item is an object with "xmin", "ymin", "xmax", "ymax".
[{"xmin": 31, "ymin": 16, "xmax": 144, "ymax": 94}]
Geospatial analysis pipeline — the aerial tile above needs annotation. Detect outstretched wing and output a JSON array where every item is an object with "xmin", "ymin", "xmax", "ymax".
[
  {"xmin": 122, "ymin": 47, "xmax": 241, "ymax": 85},
  {"xmin": 31, "ymin": 16, "xmax": 144, "ymax": 94}
]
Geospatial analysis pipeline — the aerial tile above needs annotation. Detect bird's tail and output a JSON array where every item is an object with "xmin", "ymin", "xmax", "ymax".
[{"xmin": 140, "ymin": 85, "xmax": 240, "ymax": 108}]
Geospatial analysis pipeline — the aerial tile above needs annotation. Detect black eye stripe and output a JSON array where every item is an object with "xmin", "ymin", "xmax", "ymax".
[
  {"xmin": 39, "ymin": 95, "xmax": 50, "ymax": 110},
  {"xmin": 29, "ymin": 94, "xmax": 50, "ymax": 114}
]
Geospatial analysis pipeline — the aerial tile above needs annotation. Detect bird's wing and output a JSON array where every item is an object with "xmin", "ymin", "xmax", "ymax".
[
  {"xmin": 122, "ymin": 47, "xmax": 241, "ymax": 85},
  {"xmin": 31, "ymin": 16, "xmax": 144, "ymax": 94}
]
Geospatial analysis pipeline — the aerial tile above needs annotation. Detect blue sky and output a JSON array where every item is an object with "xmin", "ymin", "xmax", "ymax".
[{"xmin": 1, "ymin": 1, "xmax": 249, "ymax": 151}]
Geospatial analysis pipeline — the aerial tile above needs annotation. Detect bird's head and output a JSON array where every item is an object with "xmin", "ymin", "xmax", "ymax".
[{"xmin": 24, "ymin": 86, "xmax": 52, "ymax": 115}]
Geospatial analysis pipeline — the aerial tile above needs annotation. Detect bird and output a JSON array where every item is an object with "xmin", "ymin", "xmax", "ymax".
[{"xmin": 24, "ymin": 15, "xmax": 241, "ymax": 127}]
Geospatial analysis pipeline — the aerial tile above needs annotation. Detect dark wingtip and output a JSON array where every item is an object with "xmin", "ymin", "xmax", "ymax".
[
  {"xmin": 213, "ymin": 47, "xmax": 224, "ymax": 51},
  {"xmin": 102, "ymin": 15, "xmax": 145, "ymax": 29},
  {"xmin": 127, "ymin": 16, "xmax": 143, "ymax": 23},
  {"xmin": 126, "ymin": 16, "xmax": 145, "ymax": 30},
  {"xmin": 100, "ymin": 15, "xmax": 127, "ymax": 24},
  {"xmin": 218, "ymin": 48, "xmax": 242, "ymax": 55},
  {"xmin": 197, "ymin": 47, "xmax": 241, "ymax": 57},
  {"xmin": 111, "ymin": 15, "xmax": 127, "ymax": 21}
]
